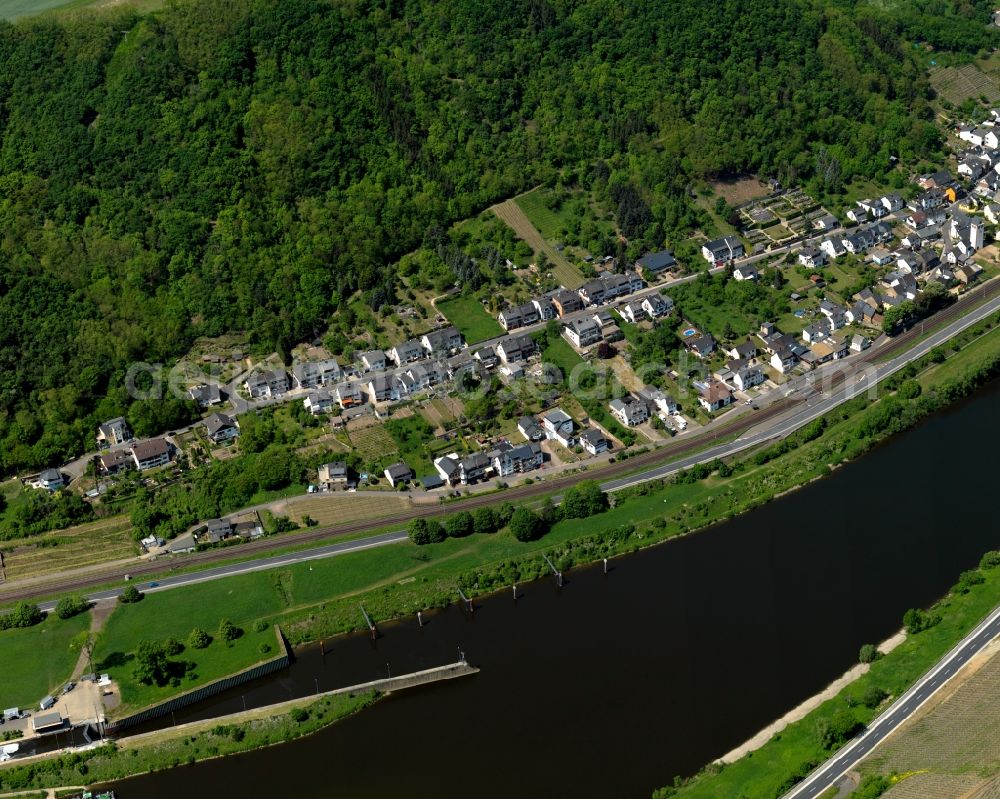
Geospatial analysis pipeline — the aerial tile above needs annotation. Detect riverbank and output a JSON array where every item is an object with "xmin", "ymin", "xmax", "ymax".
[
  {"xmin": 716, "ymin": 630, "xmax": 907, "ymax": 765},
  {"xmin": 655, "ymin": 550, "xmax": 1000, "ymax": 799},
  {"xmin": 7, "ymin": 314, "xmax": 1000, "ymax": 725},
  {"xmin": 0, "ymin": 662, "xmax": 478, "ymax": 792}
]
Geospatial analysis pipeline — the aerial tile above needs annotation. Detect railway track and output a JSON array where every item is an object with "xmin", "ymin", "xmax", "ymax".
[{"xmin": 2, "ymin": 281, "xmax": 997, "ymax": 604}]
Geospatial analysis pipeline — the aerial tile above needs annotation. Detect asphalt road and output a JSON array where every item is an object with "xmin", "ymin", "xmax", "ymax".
[
  {"xmin": 19, "ymin": 284, "xmax": 1000, "ymax": 613},
  {"xmin": 782, "ymin": 605, "xmax": 1000, "ymax": 799}
]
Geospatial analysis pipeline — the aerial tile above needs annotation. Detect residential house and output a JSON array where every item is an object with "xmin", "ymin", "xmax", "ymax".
[
  {"xmin": 820, "ymin": 237, "xmax": 847, "ymax": 260},
  {"xmin": 579, "ymin": 428, "xmax": 609, "ymax": 455},
  {"xmin": 389, "ymin": 339, "xmax": 425, "ymax": 367},
  {"xmin": 686, "ymin": 334, "xmax": 717, "ymax": 359},
  {"xmin": 542, "ymin": 408, "xmax": 574, "ymax": 444},
  {"xmin": 798, "ymin": 246, "xmax": 826, "ymax": 269},
  {"xmin": 244, "ymin": 368, "xmax": 289, "ymax": 399},
  {"xmin": 473, "ymin": 346, "xmax": 499, "ymax": 369},
  {"xmin": 802, "ymin": 322, "xmax": 828, "ymax": 344},
  {"xmin": 531, "ymin": 296, "xmax": 557, "ymax": 322},
  {"xmin": 813, "ymin": 213, "xmax": 839, "ymax": 231},
  {"xmin": 458, "ymin": 453, "xmax": 491, "ymax": 484},
  {"xmin": 98, "ymin": 449, "xmax": 133, "ymax": 476},
  {"xmin": 856, "ymin": 199, "xmax": 886, "ymax": 219},
  {"xmin": 850, "ymin": 335, "xmax": 871, "ymax": 353},
  {"xmin": 909, "ymin": 189, "xmax": 946, "ymax": 212},
  {"xmin": 383, "ymin": 462, "xmax": 413, "ymax": 488},
  {"xmin": 335, "ymin": 381, "xmax": 364, "ymax": 408},
  {"xmin": 551, "ymin": 289, "xmax": 583, "ymax": 317},
  {"xmin": 635, "ymin": 250, "xmax": 679, "ymax": 279},
  {"xmin": 367, "ymin": 374, "xmax": 397, "ymax": 403},
  {"xmin": 498, "ymin": 302, "xmax": 540, "ymax": 331},
  {"xmin": 733, "ymin": 264, "xmax": 758, "ymax": 281},
  {"xmin": 870, "ymin": 248, "xmax": 894, "ymax": 266},
  {"xmin": 518, "ymin": 416, "xmax": 544, "ymax": 441},
  {"xmin": 846, "ymin": 207, "xmax": 868, "ymax": 224},
  {"xmin": 905, "ymin": 210, "xmax": 928, "ymax": 229},
  {"xmin": 492, "ymin": 442, "xmax": 543, "ymax": 477},
  {"xmin": 303, "ymin": 389, "xmax": 335, "ymax": 415},
  {"xmin": 201, "ymin": 518, "xmax": 234, "ymax": 545},
  {"xmin": 880, "ymin": 193, "xmax": 905, "ymax": 213},
  {"xmin": 770, "ymin": 348, "xmax": 799, "ymax": 374},
  {"xmin": 420, "ymin": 327, "xmax": 464, "ymax": 357},
  {"xmin": 360, "ymin": 350, "xmax": 387, "ymax": 372},
  {"xmin": 96, "ymin": 417, "xmax": 132, "ymax": 448},
  {"xmin": 701, "ymin": 235, "xmax": 745, "ymax": 263},
  {"xmin": 698, "ymin": 382, "xmax": 733, "ymax": 412},
  {"xmin": 188, "ymin": 384, "xmax": 222, "ymax": 408},
  {"xmin": 609, "ymin": 397, "xmax": 649, "ymax": 427},
  {"xmin": 393, "ymin": 371, "xmax": 417, "ymax": 398},
  {"xmin": 446, "ymin": 350, "xmax": 476, "ymax": 380},
  {"xmin": 642, "ymin": 293, "xmax": 674, "ymax": 318},
  {"xmin": 846, "ymin": 300, "xmax": 879, "ymax": 328},
  {"xmin": 131, "ymin": 438, "xmax": 172, "ymax": 471},
  {"xmin": 564, "ymin": 316, "xmax": 603, "ymax": 348},
  {"xmin": 809, "ymin": 338, "xmax": 849, "ymax": 364},
  {"xmin": 292, "ymin": 359, "xmax": 342, "ymax": 389},
  {"xmin": 434, "ymin": 456, "xmax": 461, "ymax": 485},
  {"xmin": 727, "ymin": 339, "xmax": 758, "ymax": 361},
  {"xmin": 734, "ymin": 365, "xmax": 765, "ymax": 392},
  {"xmin": 33, "ymin": 469, "xmax": 65, "ymax": 491},
  {"xmin": 956, "ymin": 262, "xmax": 984, "ymax": 285},
  {"xmin": 819, "ymin": 300, "xmax": 848, "ymax": 329},
  {"xmin": 592, "ymin": 309, "xmax": 623, "ymax": 342},
  {"xmin": 618, "ymin": 300, "xmax": 646, "ymax": 324},
  {"xmin": 496, "ymin": 334, "xmax": 535, "ymax": 364},
  {"xmin": 637, "ymin": 388, "xmax": 677, "ymax": 417},
  {"xmin": 204, "ymin": 412, "xmax": 239, "ymax": 443}
]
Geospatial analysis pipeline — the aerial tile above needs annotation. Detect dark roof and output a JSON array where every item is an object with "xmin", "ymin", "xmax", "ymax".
[
  {"xmin": 385, "ymin": 462, "xmax": 412, "ymax": 480},
  {"xmin": 131, "ymin": 438, "xmax": 169, "ymax": 461},
  {"xmin": 636, "ymin": 250, "xmax": 677, "ymax": 272},
  {"xmin": 421, "ymin": 474, "xmax": 445, "ymax": 489}
]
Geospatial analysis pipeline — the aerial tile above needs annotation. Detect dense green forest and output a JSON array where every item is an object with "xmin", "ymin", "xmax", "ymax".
[{"xmin": 0, "ymin": 0, "xmax": 996, "ymax": 473}]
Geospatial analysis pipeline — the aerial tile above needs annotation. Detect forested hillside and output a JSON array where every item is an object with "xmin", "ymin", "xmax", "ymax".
[{"xmin": 0, "ymin": 0, "xmax": 995, "ymax": 473}]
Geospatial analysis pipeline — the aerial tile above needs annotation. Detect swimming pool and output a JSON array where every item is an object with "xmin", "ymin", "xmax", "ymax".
[{"xmin": 682, "ymin": 328, "xmax": 697, "ymax": 337}]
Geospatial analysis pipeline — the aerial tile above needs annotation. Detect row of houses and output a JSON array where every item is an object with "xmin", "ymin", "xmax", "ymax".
[
  {"xmin": 498, "ymin": 272, "xmax": 646, "ymax": 331},
  {"xmin": 819, "ymin": 222, "xmax": 894, "ymax": 260}
]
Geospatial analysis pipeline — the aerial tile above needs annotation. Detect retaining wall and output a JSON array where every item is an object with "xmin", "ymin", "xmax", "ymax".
[{"xmin": 106, "ymin": 625, "xmax": 291, "ymax": 732}]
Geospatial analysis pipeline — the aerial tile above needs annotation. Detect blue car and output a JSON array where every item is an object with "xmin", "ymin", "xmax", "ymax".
[{"xmin": 148, "ymin": 581, "xmax": 159, "ymax": 588}]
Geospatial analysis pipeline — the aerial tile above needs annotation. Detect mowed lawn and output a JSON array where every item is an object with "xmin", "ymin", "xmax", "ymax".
[
  {"xmin": 542, "ymin": 337, "xmax": 585, "ymax": 381},
  {"xmin": 437, "ymin": 294, "xmax": 504, "ymax": 343},
  {"xmin": 97, "ymin": 575, "xmax": 288, "ymax": 713},
  {"xmin": 0, "ymin": 610, "xmax": 91, "ymax": 709}
]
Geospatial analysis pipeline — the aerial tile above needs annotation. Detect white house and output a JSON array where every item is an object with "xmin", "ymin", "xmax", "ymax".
[
  {"xmin": 733, "ymin": 264, "xmax": 758, "ymax": 282},
  {"xmin": 542, "ymin": 408, "xmax": 574, "ymax": 444},
  {"xmin": 303, "ymin": 390, "xmax": 335, "ymax": 415},
  {"xmin": 609, "ymin": 398, "xmax": 649, "ymax": 427},
  {"xmin": 733, "ymin": 366, "xmax": 765, "ymax": 392},
  {"xmin": 579, "ymin": 428, "xmax": 609, "ymax": 455}
]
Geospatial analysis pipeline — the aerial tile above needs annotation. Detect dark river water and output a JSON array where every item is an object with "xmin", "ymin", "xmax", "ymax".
[{"xmin": 111, "ymin": 379, "xmax": 1000, "ymax": 799}]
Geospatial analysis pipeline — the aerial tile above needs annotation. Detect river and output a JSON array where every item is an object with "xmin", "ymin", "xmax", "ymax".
[{"xmin": 112, "ymin": 379, "xmax": 1000, "ymax": 798}]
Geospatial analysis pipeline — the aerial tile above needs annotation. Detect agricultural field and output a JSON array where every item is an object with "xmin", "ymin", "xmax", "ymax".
[
  {"xmin": 286, "ymin": 493, "xmax": 413, "ymax": 528},
  {"xmin": 930, "ymin": 63, "xmax": 1000, "ymax": 106},
  {"xmin": 436, "ymin": 294, "xmax": 504, "ymax": 343},
  {"xmin": 347, "ymin": 422, "xmax": 400, "ymax": 463},
  {"xmin": 710, "ymin": 176, "xmax": 769, "ymax": 206},
  {"xmin": 420, "ymin": 396, "xmax": 464, "ymax": 433},
  {"xmin": 492, "ymin": 197, "xmax": 585, "ymax": 288},
  {"xmin": 2, "ymin": 515, "xmax": 135, "ymax": 583},
  {"xmin": 0, "ymin": 609, "xmax": 92, "ymax": 709},
  {"xmin": 861, "ymin": 644, "xmax": 1000, "ymax": 799}
]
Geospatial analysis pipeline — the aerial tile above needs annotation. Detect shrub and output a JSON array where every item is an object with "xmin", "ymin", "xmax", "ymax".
[
  {"xmin": 290, "ymin": 707, "xmax": 309, "ymax": 723},
  {"xmin": 444, "ymin": 511, "xmax": 474, "ymax": 538},
  {"xmin": 54, "ymin": 595, "xmax": 90, "ymax": 620},
  {"xmin": 219, "ymin": 619, "xmax": 243, "ymax": 642},
  {"xmin": 955, "ymin": 569, "xmax": 985, "ymax": 594},
  {"xmin": 119, "ymin": 585, "xmax": 143, "ymax": 604},
  {"xmin": 903, "ymin": 607, "xmax": 939, "ymax": 634},
  {"xmin": 858, "ymin": 643, "xmax": 881, "ymax": 664},
  {"xmin": 472, "ymin": 506, "xmax": 500, "ymax": 535},
  {"xmin": 862, "ymin": 685, "xmax": 887, "ymax": 709},
  {"xmin": 408, "ymin": 517, "xmax": 446, "ymax": 545},
  {"xmin": 252, "ymin": 619, "xmax": 269, "ymax": 633},
  {"xmin": 560, "ymin": 480, "xmax": 609, "ymax": 519},
  {"xmin": 0, "ymin": 601, "xmax": 44, "ymax": 630},
  {"xmin": 981, "ymin": 551, "xmax": 1000, "ymax": 570},
  {"xmin": 188, "ymin": 628, "xmax": 211, "ymax": 649},
  {"xmin": 162, "ymin": 637, "xmax": 184, "ymax": 656},
  {"xmin": 509, "ymin": 507, "xmax": 545, "ymax": 542}
]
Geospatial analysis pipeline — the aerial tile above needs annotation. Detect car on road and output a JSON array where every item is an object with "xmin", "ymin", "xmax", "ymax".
[{"xmin": 148, "ymin": 581, "xmax": 159, "ymax": 588}]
